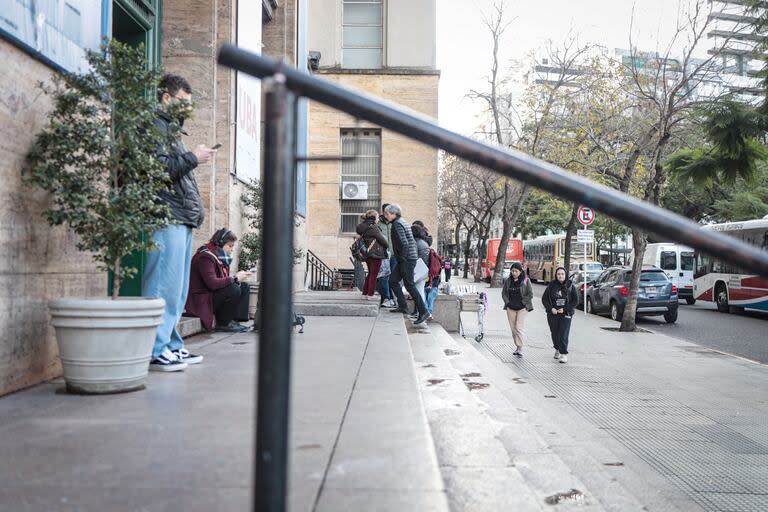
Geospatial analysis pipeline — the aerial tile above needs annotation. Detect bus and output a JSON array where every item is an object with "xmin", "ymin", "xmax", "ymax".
[
  {"xmin": 482, "ymin": 238, "xmax": 523, "ymax": 282},
  {"xmin": 523, "ymin": 234, "xmax": 596, "ymax": 283},
  {"xmin": 693, "ymin": 216, "xmax": 768, "ymax": 313}
]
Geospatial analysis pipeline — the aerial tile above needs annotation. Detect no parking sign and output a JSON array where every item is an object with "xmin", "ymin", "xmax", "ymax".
[{"xmin": 578, "ymin": 206, "xmax": 595, "ymax": 226}]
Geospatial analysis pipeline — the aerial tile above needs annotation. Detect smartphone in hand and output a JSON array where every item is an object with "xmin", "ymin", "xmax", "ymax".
[{"xmin": 211, "ymin": 143, "xmax": 222, "ymax": 150}]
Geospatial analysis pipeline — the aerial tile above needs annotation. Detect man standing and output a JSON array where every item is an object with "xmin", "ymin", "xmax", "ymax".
[
  {"xmin": 144, "ymin": 73, "xmax": 216, "ymax": 372},
  {"xmin": 385, "ymin": 204, "xmax": 429, "ymax": 325}
]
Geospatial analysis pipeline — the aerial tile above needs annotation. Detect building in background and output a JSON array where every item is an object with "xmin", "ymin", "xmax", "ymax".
[
  {"xmin": 305, "ymin": 0, "xmax": 439, "ymax": 269},
  {"xmin": 0, "ymin": 0, "xmax": 305, "ymax": 395}
]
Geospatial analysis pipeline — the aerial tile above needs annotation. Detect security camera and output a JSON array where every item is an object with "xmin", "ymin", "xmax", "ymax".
[{"xmin": 308, "ymin": 51, "xmax": 321, "ymax": 72}]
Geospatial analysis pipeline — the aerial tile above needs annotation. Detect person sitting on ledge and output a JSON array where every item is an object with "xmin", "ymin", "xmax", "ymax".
[{"xmin": 185, "ymin": 228, "xmax": 251, "ymax": 333}]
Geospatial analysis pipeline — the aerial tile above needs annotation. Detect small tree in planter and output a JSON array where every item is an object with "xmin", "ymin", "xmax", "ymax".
[{"xmin": 24, "ymin": 41, "xmax": 180, "ymax": 393}]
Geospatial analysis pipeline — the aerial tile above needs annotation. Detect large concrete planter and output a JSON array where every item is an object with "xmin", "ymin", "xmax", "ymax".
[{"xmin": 49, "ymin": 297, "xmax": 165, "ymax": 394}]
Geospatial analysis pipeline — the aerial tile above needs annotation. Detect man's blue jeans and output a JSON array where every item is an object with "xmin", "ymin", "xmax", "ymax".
[{"xmin": 142, "ymin": 224, "xmax": 193, "ymax": 358}]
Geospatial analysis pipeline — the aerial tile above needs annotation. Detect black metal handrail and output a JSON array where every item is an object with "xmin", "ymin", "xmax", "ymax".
[
  {"xmin": 305, "ymin": 249, "xmax": 336, "ymax": 290},
  {"xmin": 216, "ymin": 45, "xmax": 768, "ymax": 512},
  {"xmin": 219, "ymin": 44, "xmax": 768, "ymax": 277}
]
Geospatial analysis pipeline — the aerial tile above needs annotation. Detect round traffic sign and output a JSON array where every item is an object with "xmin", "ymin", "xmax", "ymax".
[{"xmin": 577, "ymin": 206, "xmax": 595, "ymax": 225}]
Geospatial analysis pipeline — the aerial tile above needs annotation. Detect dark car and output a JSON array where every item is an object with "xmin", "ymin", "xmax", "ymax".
[
  {"xmin": 570, "ymin": 271, "xmax": 592, "ymax": 309},
  {"xmin": 586, "ymin": 266, "xmax": 679, "ymax": 323}
]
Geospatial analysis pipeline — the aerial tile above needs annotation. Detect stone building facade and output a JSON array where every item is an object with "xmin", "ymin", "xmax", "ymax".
[
  {"xmin": 0, "ymin": 0, "xmax": 297, "ymax": 395},
  {"xmin": 305, "ymin": 0, "xmax": 439, "ymax": 269}
]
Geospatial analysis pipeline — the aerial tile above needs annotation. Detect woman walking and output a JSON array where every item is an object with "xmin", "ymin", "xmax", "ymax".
[
  {"xmin": 356, "ymin": 210, "xmax": 389, "ymax": 298},
  {"xmin": 502, "ymin": 262, "xmax": 534, "ymax": 356},
  {"xmin": 541, "ymin": 266, "xmax": 579, "ymax": 363}
]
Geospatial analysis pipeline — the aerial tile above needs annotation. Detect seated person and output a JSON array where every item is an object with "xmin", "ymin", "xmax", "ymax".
[{"xmin": 185, "ymin": 228, "xmax": 251, "ymax": 333}]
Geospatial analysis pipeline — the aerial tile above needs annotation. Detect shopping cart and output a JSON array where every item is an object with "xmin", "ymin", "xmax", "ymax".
[{"xmin": 451, "ymin": 284, "xmax": 488, "ymax": 343}]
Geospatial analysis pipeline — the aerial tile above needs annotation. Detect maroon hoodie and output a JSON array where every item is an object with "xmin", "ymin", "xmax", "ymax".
[{"xmin": 185, "ymin": 243, "xmax": 233, "ymax": 331}]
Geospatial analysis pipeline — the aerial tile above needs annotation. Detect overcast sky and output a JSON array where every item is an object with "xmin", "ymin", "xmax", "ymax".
[{"xmin": 436, "ymin": 0, "xmax": 707, "ymax": 134}]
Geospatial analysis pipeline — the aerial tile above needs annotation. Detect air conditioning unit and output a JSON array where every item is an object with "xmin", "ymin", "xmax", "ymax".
[{"xmin": 341, "ymin": 181, "xmax": 368, "ymax": 200}]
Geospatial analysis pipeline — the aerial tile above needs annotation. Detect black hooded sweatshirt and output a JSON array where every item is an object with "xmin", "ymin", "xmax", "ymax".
[{"xmin": 541, "ymin": 269, "xmax": 579, "ymax": 317}]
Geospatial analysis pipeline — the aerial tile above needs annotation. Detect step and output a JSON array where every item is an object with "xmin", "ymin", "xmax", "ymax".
[
  {"xmin": 177, "ymin": 316, "xmax": 203, "ymax": 338},
  {"xmin": 314, "ymin": 313, "xmax": 449, "ymax": 511},
  {"xmin": 408, "ymin": 324, "xmax": 656, "ymax": 512},
  {"xmin": 294, "ymin": 291, "xmax": 379, "ymax": 317}
]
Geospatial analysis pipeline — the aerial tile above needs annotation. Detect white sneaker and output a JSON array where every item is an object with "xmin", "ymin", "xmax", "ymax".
[
  {"xmin": 149, "ymin": 349, "xmax": 188, "ymax": 372},
  {"xmin": 554, "ymin": 350, "xmax": 560, "ymax": 360},
  {"xmin": 559, "ymin": 355, "xmax": 568, "ymax": 364}
]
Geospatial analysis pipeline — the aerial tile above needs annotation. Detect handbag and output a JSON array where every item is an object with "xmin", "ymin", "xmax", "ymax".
[
  {"xmin": 350, "ymin": 237, "xmax": 376, "ymax": 261},
  {"xmin": 413, "ymin": 258, "xmax": 429, "ymax": 283}
]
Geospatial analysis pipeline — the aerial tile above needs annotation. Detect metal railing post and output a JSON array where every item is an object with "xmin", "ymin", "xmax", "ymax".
[{"xmin": 254, "ymin": 74, "xmax": 296, "ymax": 512}]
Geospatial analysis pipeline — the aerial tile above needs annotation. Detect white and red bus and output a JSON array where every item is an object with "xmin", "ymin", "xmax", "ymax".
[{"xmin": 693, "ymin": 216, "xmax": 768, "ymax": 313}]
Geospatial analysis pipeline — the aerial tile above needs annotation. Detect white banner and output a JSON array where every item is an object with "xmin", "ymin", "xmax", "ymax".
[{"xmin": 235, "ymin": 0, "xmax": 262, "ymax": 182}]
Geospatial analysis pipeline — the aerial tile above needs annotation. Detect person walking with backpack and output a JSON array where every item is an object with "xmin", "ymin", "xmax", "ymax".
[
  {"xmin": 356, "ymin": 210, "xmax": 389, "ymax": 298},
  {"xmin": 541, "ymin": 266, "xmax": 579, "ymax": 363},
  {"xmin": 502, "ymin": 262, "xmax": 533, "ymax": 356},
  {"xmin": 385, "ymin": 204, "xmax": 429, "ymax": 325}
]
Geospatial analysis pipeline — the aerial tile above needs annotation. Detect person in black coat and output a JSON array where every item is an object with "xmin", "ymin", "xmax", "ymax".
[
  {"xmin": 541, "ymin": 266, "xmax": 579, "ymax": 363},
  {"xmin": 384, "ymin": 204, "xmax": 429, "ymax": 325},
  {"xmin": 356, "ymin": 210, "xmax": 389, "ymax": 298}
]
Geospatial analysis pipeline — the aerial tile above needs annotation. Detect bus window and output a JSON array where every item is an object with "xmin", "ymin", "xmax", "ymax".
[
  {"xmin": 680, "ymin": 251, "xmax": 694, "ymax": 271},
  {"xmin": 763, "ymin": 231, "xmax": 768, "ymax": 250},
  {"xmin": 694, "ymin": 253, "xmax": 711, "ymax": 278},
  {"xmin": 660, "ymin": 251, "xmax": 677, "ymax": 270}
]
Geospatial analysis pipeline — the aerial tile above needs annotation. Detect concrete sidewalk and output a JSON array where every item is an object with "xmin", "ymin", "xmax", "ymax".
[
  {"xmin": 0, "ymin": 315, "xmax": 447, "ymax": 512},
  {"xmin": 442, "ymin": 277, "xmax": 768, "ymax": 512}
]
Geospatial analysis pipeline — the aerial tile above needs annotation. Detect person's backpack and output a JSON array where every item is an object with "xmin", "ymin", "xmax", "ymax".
[
  {"xmin": 350, "ymin": 237, "xmax": 375, "ymax": 262},
  {"xmin": 428, "ymin": 248, "xmax": 442, "ymax": 279}
]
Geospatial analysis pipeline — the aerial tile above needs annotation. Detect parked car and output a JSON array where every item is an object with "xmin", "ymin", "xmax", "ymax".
[
  {"xmin": 586, "ymin": 266, "xmax": 679, "ymax": 323},
  {"xmin": 569, "ymin": 261, "xmax": 604, "ymax": 284},
  {"xmin": 629, "ymin": 243, "xmax": 696, "ymax": 304},
  {"xmin": 570, "ymin": 271, "xmax": 593, "ymax": 308}
]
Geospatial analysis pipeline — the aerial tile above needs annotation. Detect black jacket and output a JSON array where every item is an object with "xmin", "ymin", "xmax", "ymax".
[
  {"xmin": 391, "ymin": 217, "xmax": 418, "ymax": 261},
  {"xmin": 356, "ymin": 218, "xmax": 389, "ymax": 260},
  {"xmin": 154, "ymin": 111, "xmax": 205, "ymax": 228},
  {"xmin": 542, "ymin": 279, "xmax": 579, "ymax": 317}
]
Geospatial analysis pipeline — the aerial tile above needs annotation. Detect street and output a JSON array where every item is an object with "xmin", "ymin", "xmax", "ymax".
[{"xmin": 531, "ymin": 283, "xmax": 768, "ymax": 365}]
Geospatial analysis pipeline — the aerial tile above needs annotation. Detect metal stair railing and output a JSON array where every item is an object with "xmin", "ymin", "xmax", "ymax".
[{"xmin": 305, "ymin": 249, "xmax": 337, "ymax": 291}]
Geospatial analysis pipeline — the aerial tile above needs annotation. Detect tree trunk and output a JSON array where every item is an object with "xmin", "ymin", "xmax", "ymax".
[
  {"xmin": 453, "ymin": 222, "xmax": 461, "ymax": 276},
  {"xmin": 490, "ymin": 184, "xmax": 530, "ymax": 288},
  {"xmin": 474, "ymin": 237, "xmax": 487, "ymax": 282},
  {"xmin": 620, "ymin": 228, "xmax": 647, "ymax": 332},
  {"xmin": 112, "ymin": 257, "xmax": 121, "ymax": 300},
  {"xmin": 462, "ymin": 228, "xmax": 474, "ymax": 279},
  {"xmin": 563, "ymin": 203, "xmax": 579, "ymax": 272}
]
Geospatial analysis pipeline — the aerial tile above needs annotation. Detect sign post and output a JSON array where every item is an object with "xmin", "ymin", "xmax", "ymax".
[{"xmin": 577, "ymin": 206, "xmax": 595, "ymax": 316}]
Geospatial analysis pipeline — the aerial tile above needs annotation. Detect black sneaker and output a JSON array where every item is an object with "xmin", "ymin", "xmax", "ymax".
[
  {"xmin": 149, "ymin": 349, "xmax": 188, "ymax": 372},
  {"xmin": 215, "ymin": 321, "xmax": 248, "ymax": 333},
  {"xmin": 414, "ymin": 314, "xmax": 429, "ymax": 325},
  {"xmin": 172, "ymin": 348, "xmax": 203, "ymax": 365}
]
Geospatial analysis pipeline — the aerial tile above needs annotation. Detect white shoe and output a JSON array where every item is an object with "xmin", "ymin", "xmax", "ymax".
[
  {"xmin": 554, "ymin": 350, "xmax": 560, "ymax": 360},
  {"xmin": 559, "ymin": 355, "xmax": 568, "ymax": 364}
]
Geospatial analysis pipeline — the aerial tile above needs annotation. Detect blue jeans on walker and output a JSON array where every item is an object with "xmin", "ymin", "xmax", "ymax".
[
  {"xmin": 426, "ymin": 285, "xmax": 439, "ymax": 315},
  {"xmin": 142, "ymin": 224, "xmax": 193, "ymax": 359}
]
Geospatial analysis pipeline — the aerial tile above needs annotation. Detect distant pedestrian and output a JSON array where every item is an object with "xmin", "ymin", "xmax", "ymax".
[
  {"xmin": 385, "ymin": 204, "xmax": 429, "ymax": 325},
  {"xmin": 356, "ymin": 210, "xmax": 389, "ymax": 299},
  {"xmin": 541, "ymin": 266, "xmax": 579, "ymax": 364},
  {"xmin": 502, "ymin": 262, "xmax": 533, "ymax": 356},
  {"xmin": 443, "ymin": 260, "xmax": 452, "ymax": 282},
  {"xmin": 377, "ymin": 204, "xmax": 395, "ymax": 308},
  {"xmin": 411, "ymin": 224, "xmax": 431, "ymax": 317}
]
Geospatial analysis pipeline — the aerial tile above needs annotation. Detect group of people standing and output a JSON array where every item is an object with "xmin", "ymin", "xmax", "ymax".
[
  {"xmin": 502, "ymin": 265, "xmax": 579, "ymax": 363},
  {"xmin": 356, "ymin": 203, "xmax": 445, "ymax": 326}
]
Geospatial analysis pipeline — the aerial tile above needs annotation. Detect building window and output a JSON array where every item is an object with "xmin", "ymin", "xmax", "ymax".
[
  {"xmin": 340, "ymin": 129, "xmax": 381, "ymax": 233},
  {"xmin": 342, "ymin": 0, "xmax": 383, "ymax": 69}
]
